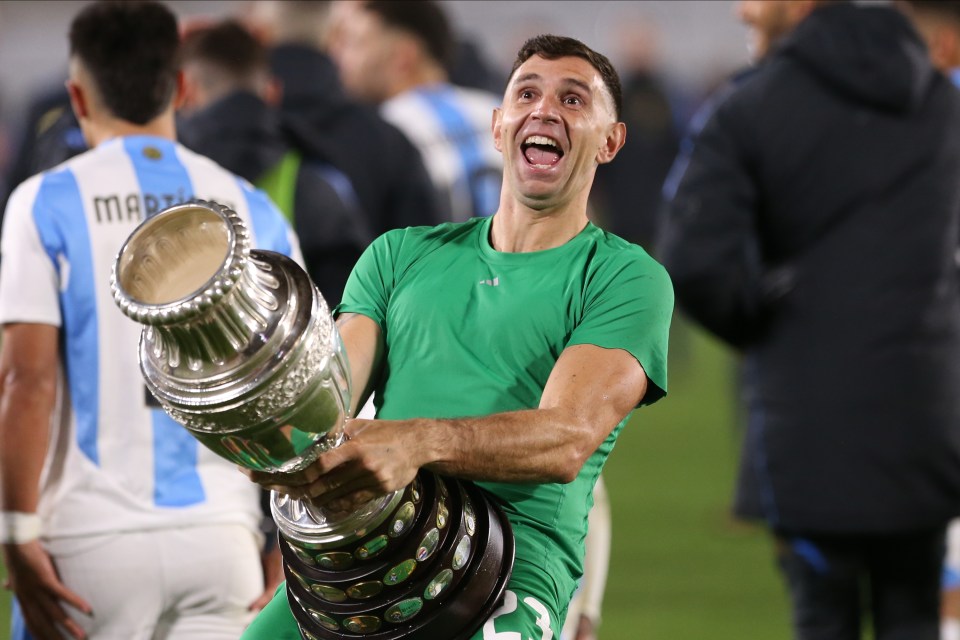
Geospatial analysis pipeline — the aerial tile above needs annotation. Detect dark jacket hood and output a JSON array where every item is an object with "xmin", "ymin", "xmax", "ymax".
[
  {"xmin": 177, "ymin": 91, "xmax": 287, "ymax": 182},
  {"xmin": 778, "ymin": 2, "xmax": 934, "ymax": 113}
]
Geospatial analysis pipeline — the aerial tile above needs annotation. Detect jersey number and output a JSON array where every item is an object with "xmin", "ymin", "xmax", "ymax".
[{"xmin": 482, "ymin": 590, "xmax": 554, "ymax": 640}]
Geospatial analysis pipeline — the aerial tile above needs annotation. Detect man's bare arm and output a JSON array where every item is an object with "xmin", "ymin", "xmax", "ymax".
[
  {"xmin": 0, "ymin": 322, "xmax": 92, "ymax": 639},
  {"xmin": 255, "ymin": 343, "xmax": 648, "ymax": 509},
  {"xmin": 336, "ymin": 313, "xmax": 385, "ymax": 418},
  {"xmin": 421, "ymin": 343, "xmax": 646, "ymax": 483},
  {"xmin": 0, "ymin": 323, "xmax": 59, "ymax": 511}
]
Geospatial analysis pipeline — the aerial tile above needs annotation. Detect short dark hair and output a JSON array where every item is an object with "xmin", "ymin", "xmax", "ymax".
[
  {"xmin": 179, "ymin": 20, "xmax": 267, "ymax": 82},
  {"xmin": 361, "ymin": 1, "xmax": 453, "ymax": 68},
  {"xmin": 903, "ymin": 0, "xmax": 960, "ymax": 22},
  {"xmin": 69, "ymin": 1, "xmax": 180, "ymax": 125},
  {"xmin": 509, "ymin": 35, "xmax": 623, "ymax": 121}
]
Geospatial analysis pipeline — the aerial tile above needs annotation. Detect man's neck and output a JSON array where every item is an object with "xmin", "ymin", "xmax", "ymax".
[
  {"xmin": 85, "ymin": 113, "xmax": 176, "ymax": 148},
  {"xmin": 489, "ymin": 201, "xmax": 590, "ymax": 253},
  {"xmin": 387, "ymin": 64, "xmax": 448, "ymax": 100}
]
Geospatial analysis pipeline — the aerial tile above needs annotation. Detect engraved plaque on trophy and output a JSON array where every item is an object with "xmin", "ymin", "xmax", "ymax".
[{"xmin": 111, "ymin": 200, "xmax": 513, "ymax": 639}]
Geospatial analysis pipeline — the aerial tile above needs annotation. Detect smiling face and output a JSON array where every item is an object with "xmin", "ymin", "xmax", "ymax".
[{"xmin": 493, "ymin": 54, "xmax": 625, "ymax": 213}]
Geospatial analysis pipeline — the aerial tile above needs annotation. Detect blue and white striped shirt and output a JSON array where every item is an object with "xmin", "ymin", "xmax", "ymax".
[
  {"xmin": 0, "ymin": 135, "xmax": 300, "ymax": 538},
  {"xmin": 381, "ymin": 83, "xmax": 502, "ymax": 222}
]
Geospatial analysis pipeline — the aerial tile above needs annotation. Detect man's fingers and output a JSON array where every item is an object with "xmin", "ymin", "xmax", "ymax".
[
  {"xmin": 248, "ymin": 590, "xmax": 273, "ymax": 612},
  {"xmin": 59, "ymin": 616, "xmax": 89, "ymax": 640},
  {"xmin": 51, "ymin": 581, "xmax": 93, "ymax": 616},
  {"xmin": 28, "ymin": 599, "xmax": 84, "ymax": 640},
  {"xmin": 306, "ymin": 475, "xmax": 383, "ymax": 512},
  {"xmin": 247, "ymin": 445, "xmax": 357, "ymax": 489},
  {"xmin": 301, "ymin": 460, "xmax": 376, "ymax": 500},
  {"xmin": 325, "ymin": 489, "xmax": 381, "ymax": 513}
]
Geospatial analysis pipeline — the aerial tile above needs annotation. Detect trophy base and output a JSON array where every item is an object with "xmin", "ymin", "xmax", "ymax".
[{"xmin": 276, "ymin": 472, "xmax": 514, "ymax": 640}]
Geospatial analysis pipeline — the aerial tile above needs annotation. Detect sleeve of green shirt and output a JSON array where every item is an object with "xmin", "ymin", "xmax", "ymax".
[
  {"xmin": 334, "ymin": 230, "xmax": 402, "ymax": 329},
  {"xmin": 565, "ymin": 252, "xmax": 674, "ymax": 405}
]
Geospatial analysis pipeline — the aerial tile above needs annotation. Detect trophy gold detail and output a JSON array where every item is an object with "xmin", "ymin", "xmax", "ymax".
[{"xmin": 111, "ymin": 200, "xmax": 514, "ymax": 639}]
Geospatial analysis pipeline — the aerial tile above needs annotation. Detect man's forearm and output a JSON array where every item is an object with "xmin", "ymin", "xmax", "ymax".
[
  {"xmin": 0, "ymin": 373, "xmax": 56, "ymax": 512},
  {"xmin": 415, "ymin": 407, "xmax": 607, "ymax": 485}
]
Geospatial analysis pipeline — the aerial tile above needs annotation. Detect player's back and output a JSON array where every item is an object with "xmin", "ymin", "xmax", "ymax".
[{"xmin": 0, "ymin": 135, "xmax": 297, "ymax": 539}]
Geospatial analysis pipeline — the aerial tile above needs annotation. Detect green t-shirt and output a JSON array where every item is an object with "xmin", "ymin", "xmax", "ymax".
[{"xmin": 335, "ymin": 215, "xmax": 673, "ymax": 614}]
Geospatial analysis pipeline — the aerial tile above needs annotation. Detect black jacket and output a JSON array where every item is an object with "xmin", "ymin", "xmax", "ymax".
[
  {"xmin": 268, "ymin": 45, "xmax": 441, "ymax": 235},
  {"xmin": 179, "ymin": 91, "xmax": 370, "ymax": 305},
  {"xmin": 659, "ymin": 3, "xmax": 960, "ymax": 534}
]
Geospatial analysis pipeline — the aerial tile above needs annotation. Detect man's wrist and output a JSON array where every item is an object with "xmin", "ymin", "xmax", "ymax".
[{"xmin": 0, "ymin": 511, "xmax": 41, "ymax": 544}]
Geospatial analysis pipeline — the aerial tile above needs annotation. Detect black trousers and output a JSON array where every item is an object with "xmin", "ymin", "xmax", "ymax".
[{"xmin": 775, "ymin": 527, "xmax": 946, "ymax": 640}]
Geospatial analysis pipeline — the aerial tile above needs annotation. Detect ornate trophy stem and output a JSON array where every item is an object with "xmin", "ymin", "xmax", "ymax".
[{"xmin": 112, "ymin": 201, "xmax": 513, "ymax": 639}]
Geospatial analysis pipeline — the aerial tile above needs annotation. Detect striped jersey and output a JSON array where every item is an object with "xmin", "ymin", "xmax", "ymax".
[
  {"xmin": 0, "ymin": 135, "xmax": 300, "ymax": 539},
  {"xmin": 380, "ymin": 83, "xmax": 502, "ymax": 222}
]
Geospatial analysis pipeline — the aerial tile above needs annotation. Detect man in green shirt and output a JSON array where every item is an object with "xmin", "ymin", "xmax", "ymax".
[{"xmin": 245, "ymin": 33, "xmax": 673, "ymax": 640}]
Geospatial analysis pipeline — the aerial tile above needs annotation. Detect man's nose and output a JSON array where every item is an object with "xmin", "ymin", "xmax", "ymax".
[{"xmin": 531, "ymin": 97, "xmax": 561, "ymax": 123}]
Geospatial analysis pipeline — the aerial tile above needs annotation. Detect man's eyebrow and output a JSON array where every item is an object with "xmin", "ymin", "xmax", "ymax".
[
  {"xmin": 513, "ymin": 72, "xmax": 542, "ymax": 85},
  {"xmin": 562, "ymin": 78, "xmax": 593, "ymax": 95},
  {"xmin": 512, "ymin": 72, "xmax": 594, "ymax": 96}
]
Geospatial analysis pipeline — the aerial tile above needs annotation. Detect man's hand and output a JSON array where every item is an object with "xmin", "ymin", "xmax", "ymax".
[
  {"xmin": 3, "ymin": 541, "xmax": 92, "ymax": 640},
  {"xmin": 573, "ymin": 614, "xmax": 598, "ymax": 640},
  {"xmin": 248, "ymin": 418, "xmax": 426, "ymax": 513},
  {"xmin": 248, "ymin": 542, "xmax": 283, "ymax": 612}
]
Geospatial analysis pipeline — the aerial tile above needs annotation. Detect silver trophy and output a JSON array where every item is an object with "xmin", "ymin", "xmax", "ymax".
[{"xmin": 111, "ymin": 200, "xmax": 513, "ymax": 639}]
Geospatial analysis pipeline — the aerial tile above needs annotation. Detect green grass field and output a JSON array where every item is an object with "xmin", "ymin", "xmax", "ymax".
[
  {"xmin": 599, "ymin": 317, "xmax": 791, "ymax": 640},
  {"xmin": 0, "ymin": 317, "xmax": 791, "ymax": 640}
]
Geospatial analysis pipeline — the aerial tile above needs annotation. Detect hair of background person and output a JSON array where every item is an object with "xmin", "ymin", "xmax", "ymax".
[
  {"xmin": 361, "ymin": 0, "xmax": 454, "ymax": 68},
  {"xmin": 68, "ymin": 0, "xmax": 180, "ymax": 125},
  {"xmin": 510, "ymin": 34, "xmax": 623, "ymax": 121},
  {"xmin": 902, "ymin": 0, "xmax": 960, "ymax": 22},
  {"xmin": 266, "ymin": 0, "xmax": 334, "ymax": 46},
  {"xmin": 179, "ymin": 20, "xmax": 267, "ymax": 82}
]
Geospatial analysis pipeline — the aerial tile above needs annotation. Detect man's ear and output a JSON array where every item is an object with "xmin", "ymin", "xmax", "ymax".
[
  {"xmin": 934, "ymin": 25, "xmax": 960, "ymax": 72},
  {"xmin": 596, "ymin": 121, "xmax": 626, "ymax": 165},
  {"xmin": 492, "ymin": 108, "xmax": 503, "ymax": 153},
  {"xmin": 66, "ymin": 80, "xmax": 89, "ymax": 121},
  {"xmin": 788, "ymin": 0, "xmax": 819, "ymax": 25},
  {"xmin": 265, "ymin": 77, "xmax": 283, "ymax": 108},
  {"xmin": 172, "ymin": 70, "xmax": 187, "ymax": 110}
]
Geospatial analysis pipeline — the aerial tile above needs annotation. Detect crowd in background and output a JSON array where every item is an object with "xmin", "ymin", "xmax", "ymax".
[{"xmin": 0, "ymin": 1, "xmax": 720, "ymax": 254}]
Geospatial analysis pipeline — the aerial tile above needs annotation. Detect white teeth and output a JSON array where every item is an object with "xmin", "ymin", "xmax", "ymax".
[{"xmin": 524, "ymin": 135, "xmax": 558, "ymax": 148}]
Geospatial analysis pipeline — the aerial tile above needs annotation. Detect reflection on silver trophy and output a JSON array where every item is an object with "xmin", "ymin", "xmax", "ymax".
[{"xmin": 111, "ymin": 200, "xmax": 513, "ymax": 639}]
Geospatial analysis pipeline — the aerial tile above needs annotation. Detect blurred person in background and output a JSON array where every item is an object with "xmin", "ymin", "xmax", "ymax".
[
  {"xmin": 659, "ymin": 1, "xmax": 960, "ymax": 639},
  {"xmin": 560, "ymin": 476, "xmax": 611, "ymax": 640},
  {"xmin": 591, "ymin": 18, "xmax": 679, "ymax": 252},
  {"xmin": 333, "ymin": 0, "xmax": 503, "ymax": 221},
  {"xmin": 245, "ymin": 0, "xmax": 441, "ymax": 237},
  {"xmin": 1, "ymin": 85, "xmax": 84, "ymax": 217},
  {"xmin": 448, "ymin": 36, "xmax": 506, "ymax": 97},
  {"xmin": 896, "ymin": 6, "xmax": 960, "ymax": 640},
  {"xmin": 0, "ymin": 2, "xmax": 301, "ymax": 638},
  {"xmin": 178, "ymin": 18, "xmax": 369, "ymax": 306}
]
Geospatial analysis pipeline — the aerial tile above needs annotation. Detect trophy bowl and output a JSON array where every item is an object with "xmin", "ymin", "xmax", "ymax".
[{"xmin": 111, "ymin": 200, "xmax": 514, "ymax": 639}]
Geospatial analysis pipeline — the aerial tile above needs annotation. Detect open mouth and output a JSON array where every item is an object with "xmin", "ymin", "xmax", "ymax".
[{"xmin": 521, "ymin": 135, "xmax": 564, "ymax": 169}]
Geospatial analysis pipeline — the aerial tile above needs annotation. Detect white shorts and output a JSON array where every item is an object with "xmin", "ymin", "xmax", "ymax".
[{"xmin": 22, "ymin": 522, "xmax": 263, "ymax": 640}]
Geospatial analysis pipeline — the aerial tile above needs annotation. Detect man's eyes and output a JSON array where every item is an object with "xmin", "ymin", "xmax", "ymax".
[{"xmin": 516, "ymin": 91, "xmax": 586, "ymax": 106}]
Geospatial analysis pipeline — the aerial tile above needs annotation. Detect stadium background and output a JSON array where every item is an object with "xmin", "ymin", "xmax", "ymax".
[{"xmin": 0, "ymin": 2, "xmax": 794, "ymax": 638}]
